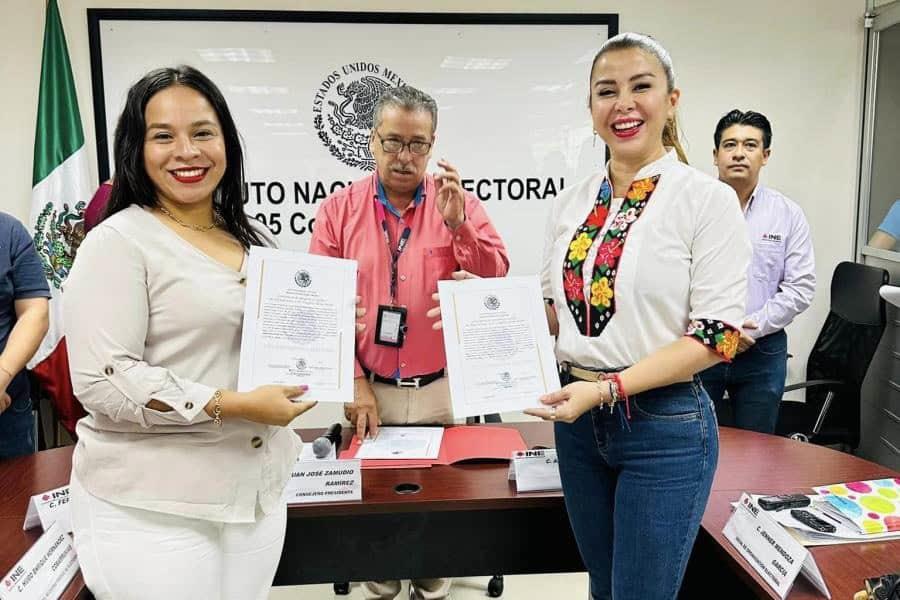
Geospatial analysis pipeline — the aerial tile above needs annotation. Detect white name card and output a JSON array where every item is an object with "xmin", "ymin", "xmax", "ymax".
[
  {"xmin": 283, "ymin": 459, "xmax": 361, "ymax": 504},
  {"xmin": 22, "ymin": 486, "xmax": 71, "ymax": 533},
  {"xmin": 0, "ymin": 522, "xmax": 79, "ymax": 600},
  {"xmin": 723, "ymin": 493, "xmax": 830, "ymax": 599},
  {"xmin": 508, "ymin": 449, "xmax": 562, "ymax": 492}
]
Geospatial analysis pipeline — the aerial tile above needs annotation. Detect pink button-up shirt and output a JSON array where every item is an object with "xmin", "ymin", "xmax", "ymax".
[{"xmin": 309, "ymin": 172, "xmax": 509, "ymax": 378}]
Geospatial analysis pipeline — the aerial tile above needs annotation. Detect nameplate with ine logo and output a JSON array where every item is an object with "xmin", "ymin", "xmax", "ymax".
[
  {"xmin": 723, "ymin": 493, "xmax": 830, "ymax": 599},
  {"xmin": 22, "ymin": 486, "xmax": 71, "ymax": 533},
  {"xmin": 0, "ymin": 522, "xmax": 79, "ymax": 600},
  {"xmin": 283, "ymin": 459, "xmax": 362, "ymax": 504},
  {"xmin": 508, "ymin": 449, "xmax": 562, "ymax": 492}
]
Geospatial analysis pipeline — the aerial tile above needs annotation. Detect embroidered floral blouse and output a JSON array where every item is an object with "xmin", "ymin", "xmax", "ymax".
[{"xmin": 541, "ymin": 150, "xmax": 751, "ymax": 369}]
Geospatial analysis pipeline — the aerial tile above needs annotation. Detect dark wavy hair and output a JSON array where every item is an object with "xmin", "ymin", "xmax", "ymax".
[
  {"xmin": 714, "ymin": 109, "xmax": 773, "ymax": 149},
  {"xmin": 103, "ymin": 65, "xmax": 261, "ymax": 248}
]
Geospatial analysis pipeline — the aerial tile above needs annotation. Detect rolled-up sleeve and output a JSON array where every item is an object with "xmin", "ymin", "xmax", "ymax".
[
  {"xmin": 685, "ymin": 183, "xmax": 751, "ymax": 362},
  {"xmin": 64, "ymin": 226, "xmax": 214, "ymax": 427}
]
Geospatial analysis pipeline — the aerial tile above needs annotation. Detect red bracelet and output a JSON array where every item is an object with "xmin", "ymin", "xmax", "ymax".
[{"xmin": 611, "ymin": 373, "xmax": 630, "ymax": 420}]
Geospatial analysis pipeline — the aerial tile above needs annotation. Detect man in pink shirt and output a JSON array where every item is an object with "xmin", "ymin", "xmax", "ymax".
[{"xmin": 309, "ymin": 85, "xmax": 508, "ymax": 600}]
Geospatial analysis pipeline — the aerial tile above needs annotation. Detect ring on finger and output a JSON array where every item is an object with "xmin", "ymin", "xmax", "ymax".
[{"xmin": 549, "ymin": 405, "xmax": 557, "ymax": 421}]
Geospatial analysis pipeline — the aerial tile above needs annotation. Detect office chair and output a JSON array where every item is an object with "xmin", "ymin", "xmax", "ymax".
[{"xmin": 775, "ymin": 261, "xmax": 888, "ymax": 450}]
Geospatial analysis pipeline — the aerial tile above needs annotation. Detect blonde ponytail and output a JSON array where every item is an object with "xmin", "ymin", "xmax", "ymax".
[{"xmin": 663, "ymin": 116, "xmax": 688, "ymax": 164}]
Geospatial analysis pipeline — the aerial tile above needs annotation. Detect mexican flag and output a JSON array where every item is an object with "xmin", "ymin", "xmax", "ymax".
[{"xmin": 28, "ymin": 0, "xmax": 92, "ymax": 433}]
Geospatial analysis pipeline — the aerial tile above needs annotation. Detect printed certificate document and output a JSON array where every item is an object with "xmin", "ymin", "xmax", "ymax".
[
  {"xmin": 354, "ymin": 427, "xmax": 445, "ymax": 460},
  {"xmin": 438, "ymin": 276, "xmax": 560, "ymax": 418},
  {"xmin": 238, "ymin": 247, "xmax": 357, "ymax": 403}
]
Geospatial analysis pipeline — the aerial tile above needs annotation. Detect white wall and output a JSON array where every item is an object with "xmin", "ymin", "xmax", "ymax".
[{"xmin": 0, "ymin": 0, "xmax": 866, "ymax": 427}]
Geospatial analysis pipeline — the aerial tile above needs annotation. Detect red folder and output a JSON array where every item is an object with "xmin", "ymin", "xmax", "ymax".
[
  {"xmin": 435, "ymin": 425, "xmax": 527, "ymax": 464},
  {"xmin": 339, "ymin": 425, "xmax": 527, "ymax": 469}
]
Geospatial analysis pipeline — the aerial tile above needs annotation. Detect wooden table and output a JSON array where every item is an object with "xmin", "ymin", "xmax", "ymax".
[
  {"xmin": 683, "ymin": 428, "xmax": 900, "ymax": 599},
  {"xmin": 1, "ymin": 424, "xmax": 898, "ymax": 599},
  {"xmin": 0, "ymin": 446, "xmax": 87, "ymax": 600},
  {"xmin": 275, "ymin": 422, "xmax": 580, "ymax": 586}
]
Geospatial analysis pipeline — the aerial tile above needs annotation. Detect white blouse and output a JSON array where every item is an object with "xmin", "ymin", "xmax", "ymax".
[
  {"xmin": 542, "ymin": 151, "xmax": 751, "ymax": 370},
  {"xmin": 64, "ymin": 205, "xmax": 301, "ymax": 523}
]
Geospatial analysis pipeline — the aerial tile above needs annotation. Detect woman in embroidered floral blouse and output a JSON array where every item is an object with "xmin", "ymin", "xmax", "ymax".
[{"xmin": 525, "ymin": 33, "xmax": 751, "ymax": 600}]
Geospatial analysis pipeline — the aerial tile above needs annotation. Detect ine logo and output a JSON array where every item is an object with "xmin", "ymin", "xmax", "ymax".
[
  {"xmin": 312, "ymin": 62, "xmax": 407, "ymax": 170},
  {"xmin": 296, "ymin": 358, "xmax": 307, "ymax": 372},
  {"xmin": 294, "ymin": 270, "xmax": 312, "ymax": 288},
  {"xmin": 484, "ymin": 295, "xmax": 501, "ymax": 310}
]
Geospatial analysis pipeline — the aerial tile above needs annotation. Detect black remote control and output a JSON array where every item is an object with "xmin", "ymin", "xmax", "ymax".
[
  {"xmin": 790, "ymin": 509, "xmax": 836, "ymax": 533},
  {"xmin": 758, "ymin": 494, "xmax": 811, "ymax": 511}
]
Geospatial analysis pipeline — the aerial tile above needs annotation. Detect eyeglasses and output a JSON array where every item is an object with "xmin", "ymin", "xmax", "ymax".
[{"xmin": 373, "ymin": 129, "xmax": 433, "ymax": 155}]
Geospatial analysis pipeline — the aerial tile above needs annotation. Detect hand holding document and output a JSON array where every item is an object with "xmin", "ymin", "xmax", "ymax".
[
  {"xmin": 238, "ymin": 247, "xmax": 357, "ymax": 403},
  {"xmin": 438, "ymin": 275, "xmax": 560, "ymax": 418}
]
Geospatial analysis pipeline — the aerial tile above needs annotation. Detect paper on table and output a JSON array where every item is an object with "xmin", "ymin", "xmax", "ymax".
[
  {"xmin": 744, "ymin": 494, "xmax": 900, "ymax": 546},
  {"xmin": 338, "ymin": 456, "xmax": 435, "ymax": 470},
  {"xmin": 438, "ymin": 275, "xmax": 560, "ymax": 418},
  {"xmin": 812, "ymin": 478, "xmax": 900, "ymax": 534},
  {"xmin": 340, "ymin": 425, "xmax": 527, "ymax": 468},
  {"xmin": 237, "ymin": 247, "xmax": 356, "ymax": 411},
  {"xmin": 354, "ymin": 427, "xmax": 444, "ymax": 460}
]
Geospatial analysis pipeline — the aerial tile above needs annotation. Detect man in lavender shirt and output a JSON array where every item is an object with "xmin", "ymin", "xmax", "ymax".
[{"xmin": 699, "ymin": 109, "xmax": 816, "ymax": 434}]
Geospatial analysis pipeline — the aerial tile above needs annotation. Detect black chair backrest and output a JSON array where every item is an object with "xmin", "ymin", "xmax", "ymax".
[
  {"xmin": 805, "ymin": 261, "xmax": 888, "ymax": 447},
  {"xmin": 830, "ymin": 261, "xmax": 888, "ymax": 326}
]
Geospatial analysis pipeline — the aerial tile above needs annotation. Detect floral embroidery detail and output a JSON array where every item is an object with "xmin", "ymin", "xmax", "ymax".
[
  {"xmin": 591, "ymin": 277, "xmax": 614, "ymax": 307},
  {"xmin": 562, "ymin": 175, "xmax": 660, "ymax": 337},
  {"xmin": 585, "ymin": 206, "xmax": 609, "ymax": 229},
  {"xmin": 685, "ymin": 318, "xmax": 740, "ymax": 361},
  {"xmin": 717, "ymin": 330, "xmax": 740, "ymax": 359},
  {"xmin": 611, "ymin": 207, "xmax": 639, "ymax": 231},
  {"xmin": 563, "ymin": 270, "xmax": 584, "ymax": 302},
  {"xmin": 594, "ymin": 239, "xmax": 623, "ymax": 266},
  {"xmin": 568, "ymin": 232, "xmax": 593, "ymax": 262},
  {"xmin": 627, "ymin": 178, "xmax": 656, "ymax": 201}
]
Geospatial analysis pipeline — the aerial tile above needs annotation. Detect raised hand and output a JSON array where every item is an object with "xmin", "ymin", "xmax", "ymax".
[{"xmin": 434, "ymin": 159, "xmax": 466, "ymax": 229}]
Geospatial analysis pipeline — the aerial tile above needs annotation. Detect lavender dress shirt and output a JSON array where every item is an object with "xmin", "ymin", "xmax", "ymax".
[{"xmin": 743, "ymin": 184, "xmax": 816, "ymax": 339}]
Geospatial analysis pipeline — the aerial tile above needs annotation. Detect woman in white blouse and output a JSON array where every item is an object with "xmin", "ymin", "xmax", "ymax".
[
  {"xmin": 525, "ymin": 34, "xmax": 751, "ymax": 599},
  {"xmin": 64, "ymin": 66, "xmax": 317, "ymax": 600}
]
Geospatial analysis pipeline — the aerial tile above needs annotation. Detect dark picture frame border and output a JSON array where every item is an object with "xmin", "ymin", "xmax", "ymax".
[{"xmin": 86, "ymin": 9, "xmax": 618, "ymax": 181}]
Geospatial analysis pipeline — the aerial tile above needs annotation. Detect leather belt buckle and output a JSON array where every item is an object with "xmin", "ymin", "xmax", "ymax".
[{"xmin": 397, "ymin": 377, "xmax": 421, "ymax": 389}]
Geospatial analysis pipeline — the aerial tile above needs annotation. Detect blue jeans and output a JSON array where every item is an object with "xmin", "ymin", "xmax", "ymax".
[
  {"xmin": 554, "ymin": 378, "xmax": 718, "ymax": 600},
  {"xmin": 0, "ymin": 392, "xmax": 35, "ymax": 460},
  {"xmin": 698, "ymin": 330, "xmax": 787, "ymax": 434}
]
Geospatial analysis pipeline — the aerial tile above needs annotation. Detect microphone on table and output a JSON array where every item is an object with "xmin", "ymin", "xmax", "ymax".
[{"xmin": 312, "ymin": 423, "xmax": 343, "ymax": 458}]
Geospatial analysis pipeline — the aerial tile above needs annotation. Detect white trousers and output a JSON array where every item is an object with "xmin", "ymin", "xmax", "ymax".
[{"xmin": 69, "ymin": 472, "xmax": 286, "ymax": 600}]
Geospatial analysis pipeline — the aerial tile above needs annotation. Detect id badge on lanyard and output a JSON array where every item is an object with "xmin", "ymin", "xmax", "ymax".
[{"xmin": 374, "ymin": 198, "xmax": 411, "ymax": 348}]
